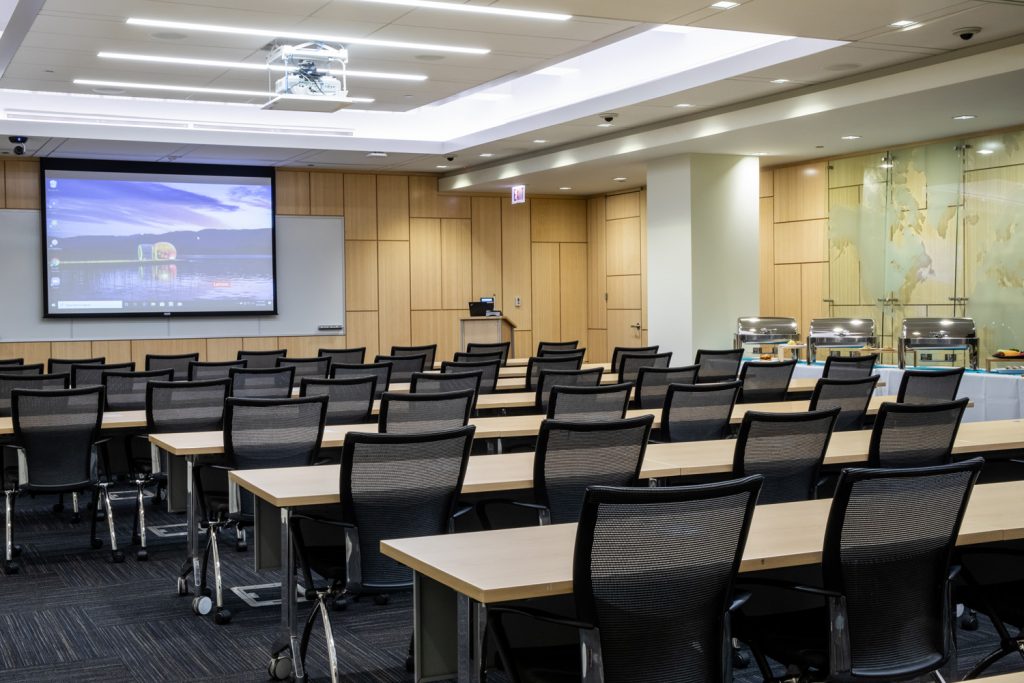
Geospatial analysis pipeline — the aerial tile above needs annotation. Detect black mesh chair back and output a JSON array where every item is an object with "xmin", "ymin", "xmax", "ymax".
[
  {"xmin": 374, "ymin": 354, "xmax": 427, "ymax": 384},
  {"xmin": 146, "ymin": 379, "xmax": 230, "ymax": 433},
  {"xmin": 537, "ymin": 340, "xmax": 579, "ymax": 354},
  {"xmin": 11, "ymin": 386, "xmax": 103, "ymax": 491},
  {"xmin": 48, "ymin": 357, "xmax": 104, "ymax": 375},
  {"xmin": 535, "ymin": 368, "xmax": 603, "ymax": 412},
  {"xmin": 390, "ymin": 344, "xmax": 437, "ymax": 369},
  {"xmin": 0, "ymin": 358, "xmax": 24, "ymax": 366},
  {"xmin": 822, "ymin": 353, "xmax": 878, "ymax": 380},
  {"xmin": 277, "ymin": 356, "xmax": 331, "ymax": 380},
  {"xmin": 538, "ymin": 348, "xmax": 587, "ymax": 361},
  {"xmin": 809, "ymin": 375, "xmax": 880, "ymax": 431},
  {"xmin": 72, "ymin": 362, "xmax": 136, "ymax": 388},
  {"xmin": 733, "ymin": 408, "xmax": 839, "ymax": 504},
  {"xmin": 573, "ymin": 477, "xmax": 762, "ymax": 683},
  {"xmin": 340, "ymin": 426, "xmax": 474, "ymax": 589},
  {"xmin": 821, "ymin": 460, "xmax": 982, "ymax": 680},
  {"xmin": 102, "ymin": 369, "xmax": 174, "ymax": 411},
  {"xmin": 300, "ymin": 377, "xmax": 376, "ymax": 426},
  {"xmin": 738, "ymin": 359, "xmax": 797, "ymax": 403},
  {"xmin": 318, "ymin": 347, "xmax": 366, "ymax": 365},
  {"xmin": 694, "ymin": 348, "xmax": 744, "ymax": 383},
  {"xmin": 331, "ymin": 362, "xmax": 392, "ymax": 399},
  {"xmin": 0, "ymin": 363, "xmax": 44, "ymax": 377},
  {"xmin": 144, "ymin": 352, "xmax": 199, "ymax": 380},
  {"xmin": 465, "ymin": 341, "xmax": 510, "ymax": 366},
  {"xmin": 229, "ymin": 366, "xmax": 295, "ymax": 399},
  {"xmin": 535, "ymin": 415, "xmax": 653, "ymax": 525},
  {"xmin": 453, "ymin": 350, "xmax": 503, "ymax": 365},
  {"xmin": 634, "ymin": 365, "xmax": 699, "ymax": 409},
  {"xmin": 548, "ymin": 383, "xmax": 632, "ymax": 423},
  {"xmin": 525, "ymin": 355, "xmax": 585, "ymax": 392},
  {"xmin": 868, "ymin": 398, "xmax": 969, "ymax": 468},
  {"xmin": 223, "ymin": 395, "xmax": 328, "ymax": 471},
  {"xmin": 188, "ymin": 360, "xmax": 247, "ymax": 380},
  {"xmin": 897, "ymin": 367, "xmax": 966, "ymax": 404},
  {"xmin": 378, "ymin": 389, "xmax": 474, "ymax": 434},
  {"xmin": 410, "ymin": 371, "xmax": 481, "ymax": 398},
  {"xmin": 441, "ymin": 359, "xmax": 501, "ymax": 394},
  {"xmin": 0, "ymin": 373, "xmax": 69, "ymax": 417},
  {"xmin": 236, "ymin": 349, "xmax": 286, "ymax": 369},
  {"xmin": 617, "ymin": 351, "xmax": 672, "ymax": 384},
  {"xmin": 610, "ymin": 345, "xmax": 659, "ymax": 373},
  {"xmin": 662, "ymin": 381, "xmax": 742, "ymax": 442}
]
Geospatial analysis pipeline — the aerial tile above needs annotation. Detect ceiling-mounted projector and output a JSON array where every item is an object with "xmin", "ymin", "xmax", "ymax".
[{"xmin": 262, "ymin": 42, "xmax": 352, "ymax": 112}]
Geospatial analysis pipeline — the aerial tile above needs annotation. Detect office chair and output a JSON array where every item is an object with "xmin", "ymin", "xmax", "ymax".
[
  {"xmin": 738, "ymin": 359, "xmax": 797, "ymax": 403},
  {"xmin": 633, "ymin": 365, "xmax": 698, "ymax": 409},
  {"xmin": 0, "ymin": 372, "xmax": 69, "ymax": 418},
  {"xmin": 331, "ymin": 362, "xmax": 392, "ymax": 399},
  {"xmin": 897, "ymin": 367, "xmax": 965, "ymax": 404},
  {"xmin": 868, "ymin": 398, "xmax": 969, "ymax": 468},
  {"xmin": 277, "ymin": 356, "xmax": 331, "ymax": 380},
  {"xmin": 187, "ymin": 360, "xmax": 246, "ymax": 381},
  {"xmin": 453, "ymin": 350, "xmax": 504, "ymax": 365},
  {"xmin": 610, "ymin": 345, "xmax": 659, "ymax": 373},
  {"xmin": 378, "ymin": 389, "xmax": 474, "ymax": 434},
  {"xmin": 318, "ymin": 347, "xmax": 366, "ymax": 365},
  {"xmin": 102, "ymin": 369, "xmax": 173, "ymax": 411},
  {"xmin": 536, "ymin": 340, "xmax": 579, "ymax": 355},
  {"xmin": 411, "ymin": 370, "xmax": 481, "ymax": 399},
  {"xmin": 228, "ymin": 366, "xmax": 295, "ymax": 399},
  {"xmin": 374, "ymin": 354, "xmax": 427, "ymax": 384},
  {"xmin": 441, "ymin": 358, "xmax": 501, "ymax": 394},
  {"xmin": 235, "ymin": 348, "xmax": 287, "ymax": 369},
  {"xmin": 617, "ymin": 351, "xmax": 672, "ymax": 384},
  {"xmin": 465, "ymin": 341, "xmax": 511, "ymax": 366},
  {"xmin": 809, "ymin": 375, "xmax": 880, "ymax": 431},
  {"xmin": 661, "ymin": 381, "xmax": 742, "ymax": 442},
  {"xmin": 71, "ymin": 362, "xmax": 135, "ymax": 388},
  {"xmin": 48, "ymin": 357, "xmax": 105, "ymax": 375},
  {"xmin": 0, "ymin": 358, "xmax": 24, "ymax": 367},
  {"xmin": 547, "ymin": 383, "xmax": 632, "ymax": 422},
  {"xmin": 525, "ymin": 355, "xmax": 585, "ymax": 392},
  {"xmin": 390, "ymin": 344, "xmax": 437, "ymax": 369},
  {"xmin": 145, "ymin": 352, "xmax": 200, "ymax": 380},
  {"xmin": 694, "ymin": 348, "xmax": 744, "ymax": 383},
  {"xmin": 822, "ymin": 353, "xmax": 878, "ymax": 380},
  {"xmin": 300, "ymin": 377, "xmax": 377, "ymax": 426},
  {"xmin": 0, "ymin": 364, "xmax": 43, "ymax": 378},
  {"xmin": 537, "ymin": 348, "xmax": 587, "ymax": 360},
  {"xmin": 534, "ymin": 367, "xmax": 603, "ymax": 413}
]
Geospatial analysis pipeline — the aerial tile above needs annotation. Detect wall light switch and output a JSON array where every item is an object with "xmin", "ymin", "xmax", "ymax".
[{"xmin": 515, "ymin": 296, "xmax": 521, "ymax": 307}]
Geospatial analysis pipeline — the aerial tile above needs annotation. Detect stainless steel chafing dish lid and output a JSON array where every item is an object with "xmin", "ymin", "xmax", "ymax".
[
  {"xmin": 736, "ymin": 317, "xmax": 800, "ymax": 340},
  {"xmin": 900, "ymin": 317, "xmax": 977, "ymax": 347},
  {"xmin": 808, "ymin": 317, "xmax": 876, "ymax": 340}
]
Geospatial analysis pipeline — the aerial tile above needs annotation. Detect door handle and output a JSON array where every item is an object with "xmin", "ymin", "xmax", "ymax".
[{"xmin": 630, "ymin": 322, "xmax": 641, "ymax": 330}]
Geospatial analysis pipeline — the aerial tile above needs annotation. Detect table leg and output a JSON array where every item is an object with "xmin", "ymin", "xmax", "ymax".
[
  {"xmin": 184, "ymin": 457, "xmax": 201, "ymax": 591},
  {"xmin": 269, "ymin": 505, "xmax": 306, "ymax": 681},
  {"xmin": 413, "ymin": 572, "xmax": 459, "ymax": 682},
  {"xmin": 457, "ymin": 593, "xmax": 487, "ymax": 683}
]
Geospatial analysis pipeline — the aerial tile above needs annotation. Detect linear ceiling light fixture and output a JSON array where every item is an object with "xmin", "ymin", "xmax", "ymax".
[
  {"xmin": 73, "ymin": 79, "xmax": 375, "ymax": 103},
  {"xmin": 349, "ymin": 0, "xmax": 570, "ymax": 21},
  {"xmin": 98, "ymin": 52, "xmax": 427, "ymax": 81},
  {"xmin": 125, "ymin": 17, "xmax": 490, "ymax": 54}
]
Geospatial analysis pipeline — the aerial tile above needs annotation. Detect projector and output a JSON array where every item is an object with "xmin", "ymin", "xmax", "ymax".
[{"xmin": 262, "ymin": 43, "xmax": 353, "ymax": 113}]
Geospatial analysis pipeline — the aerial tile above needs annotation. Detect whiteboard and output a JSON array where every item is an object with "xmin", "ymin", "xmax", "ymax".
[{"xmin": 0, "ymin": 210, "xmax": 345, "ymax": 342}]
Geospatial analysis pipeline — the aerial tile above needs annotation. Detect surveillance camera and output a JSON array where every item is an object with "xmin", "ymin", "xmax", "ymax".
[
  {"xmin": 12, "ymin": 145, "xmax": 25, "ymax": 156},
  {"xmin": 600, "ymin": 113, "xmax": 618, "ymax": 123},
  {"xmin": 445, "ymin": 155, "xmax": 456, "ymax": 162},
  {"xmin": 954, "ymin": 27, "xmax": 981, "ymax": 41},
  {"xmin": 8, "ymin": 136, "xmax": 27, "ymax": 155}
]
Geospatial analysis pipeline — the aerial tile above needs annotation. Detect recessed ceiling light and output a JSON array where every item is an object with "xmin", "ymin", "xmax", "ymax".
[
  {"xmin": 559, "ymin": 186, "xmax": 572, "ymax": 190},
  {"xmin": 770, "ymin": 78, "xmax": 790, "ymax": 84},
  {"xmin": 841, "ymin": 135, "xmax": 862, "ymax": 140},
  {"xmin": 952, "ymin": 114, "xmax": 976, "ymax": 120},
  {"xmin": 126, "ymin": 17, "xmax": 490, "ymax": 54},
  {"xmin": 367, "ymin": 151, "xmax": 388, "ymax": 158},
  {"xmin": 435, "ymin": 164, "xmax": 449, "ymax": 169},
  {"xmin": 977, "ymin": 149, "xmax": 995, "ymax": 155},
  {"xmin": 98, "ymin": 52, "xmax": 428, "ymax": 81},
  {"xmin": 898, "ymin": 22, "xmax": 922, "ymax": 31},
  {"xmin": 889, "ymin": 20, "xmax": 917, "ymax": 28},
  {"xmin": 479, "ymin": 153, "xmax": 495, "ymax": 157},
  {"xmin": 675, "ymin": 103, "xmax": 695, "ymax": 108},
  {"xmin": 613, "ymin": 177, "xmax": 627, "ymax": 182},
  {"xmin": 532, "ymin": 139, "xmax": 547, "ymax": 144},
  {"xmin": 72, "ymin": 79, "xmax": 375, "ymax": 103},
  {"xmin": 350, "ymin": 0, "xmax": 571, "ymax": 21},
  {"xmin": 710, "ymin": 1, "xmax": 739, "ymax": 8},
  {"xmin": 597, "ymin": 122, "xmax": 614, "ymax": 128}
]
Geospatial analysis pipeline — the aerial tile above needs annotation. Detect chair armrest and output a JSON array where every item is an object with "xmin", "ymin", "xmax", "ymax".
[
  {"xmin": 736, "ymin": 576, "xmax": 842, "ymax": 599},
  {"xmin": 487, "ymin": 604, "xmax": 593, "ymax": 630},
  {"xmin": 948, "ymin": 564, "xmax": 961, "ymax": 582},
  {"xmin": 729, "ymin": 590, "xmax": 751, "ymax": 612}
]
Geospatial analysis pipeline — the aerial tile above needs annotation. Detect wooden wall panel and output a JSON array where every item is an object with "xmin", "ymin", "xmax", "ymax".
[
  {"xmin": 800, "ymin": 262, "xmax": 828, "ymax": 339},
  {"xmin": 773, "ymin": 219, "xmax": 827, "ymax": 264},
  {"xmin": 50, "ymin": 341, "xmax": 92, "ymax": 359},
  {"xmin": 759, "ymin": 197, "xmax": 775, "ymax": 315},
  {"xmin": 5, "ymin": 160, "xmax": 39, "ymax": 210},
  {"xmin": 129, "ymin": 339, "xmax": 204, "ymax": 366},
  {"xmin": 587, "ymin": 196, "xmax": 607, "ymax": 330},
  {"xmin": 343, "ymin": 174, "xmax": 377, "ymax": 240},
  {"xmin": 531, "ymin": 242, "xmax": 560, "ymax": 343},
  {"xmin": 206, "ymin": 338, "xmax": 244, "ymax": 361},
  {"xmin": 89, "ymin": 340, "xmax": 132, "ymax": 364},
  {"xmin": 513, "ymin": 330, "xmax": 533, "ymax": 359},
  {"xmin": 501, "ymin": 199, "xmax": 532, "ymax": 331},
  {"xmin": 587, "ymin": 329, "xmax": 608, "ymax": 363},
  {"xmin": 410, "ymin": 176, "xmax": 471, "ymax": 219},
  {"xmin": 0, "ymin": 342, "xmax": 50, "ymax": 365},
  {"xmin": 309, "ymin": 172, "xmax": 344, "ymax": 216},
  {"xmin": 471, "ymin": 197, "xmax": 502, "ymax": 305},
  {"xmin": 605, "ymin": 192, "xmax": 639, "ymax": 221},
  {"xmin": 345, "ymin": 311, "xmax": 380, "ymax": 358},
  {"xmin": 377, "ymin": 240, "xmax": 411, "ymax": 351},
  {"xmin": 376, "ymin": 175, "xmax": 409, "ymax": 240},
  {"xmin": 409, "ymin": 218, "xmax": 441, "ymax": 310},
  {"xmin": 607, "ymin": 275, "xmax": 642, "ymax": 309},
  {"xmin": 639, "ymin": 189, "xmax": 648, "ymax": 333},
  {"xmin": 606, "ymin": 217, "xmax": 641, "ymax": 276},
  {"xmin": 773, "ymin": 264, "xmax": 802, "ymax": 326},
  {"xmin": 773, "ymin": 163, "xmax": 828, "ymax": 222},
  {"xmin": 760, "ymin": 168, "xmax": 774, "ymax": 198},
  {"xmin": 345, "ymin": 240, "xmax": 378, "ymax": 311},
  {"xmin": 411, "ymin": 310, "xmax": 462, "ymax": 361},
  {"xmin": 531, "ymin": 197, "xmax": 587, "ymax": 242},
  {"xmin": 0, "ymin": 161, "xmax": 7, "ymax": 207},
  {"xmin": 277, "ymin": 336, "xmax": 328, "ymax": 358},
  {"xmin": 243, "ymin": 337, "xmax": 282, "ymax": 351},
  {"xmin": 607, "ymin": 309, "xmax": 642, "ymax": 352},
  {"xmin": 441, "ymin": 219, "xmax": 473, "ymax": 310},
  {"xmin": 275, "ymin": 171, "xmax": 310, "ymax": 215},
  {"xmin": 559, "ymin": 243, "xmax": 588, "ymax": 351}
]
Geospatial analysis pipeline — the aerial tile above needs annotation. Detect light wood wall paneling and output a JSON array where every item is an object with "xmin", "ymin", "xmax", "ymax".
[
  {"xmin": 441, "ymin": 218, "xmax": 473, "ymax": 310},
  {"xmin": 206, "ymin": 338, "xmax": 244, "ymax": 361},
  {"xmin": 0, "ymin": 342, "xmax": 50, "ymax": 365},
  {"xmin": 314, "ymin": 336, "xmax": 347, "ymax": 352},
  {"xmin": 773, "ymin": 163, "xmax": 828, "ymax": 222},
  {"xmin": 376, "ymin": 175, "xmax": 410, "ymax": 240},
  {"xmin": 4, "ymin": 160, "xmax": 39, "ymax": 210},
  {"xmin": 531, "ymin": 242, "xmax": 560, "ymax": 344},
  {"xmin": 606, "ymin": 217, "xmax": 641, "ymax": 276},
  {"xmin": 773, "ymin": 264, "xmax": 802, "ymax": 327},
  {"xmin": 0, "ymin": 161, "xmax": 7, "ymax": 207},
  {"xmin": 377, "ymin": 240, "xmax": 412, "ymax": 351},
  {"xmin": 531, "ymin": 197, "xmax": 587, "ymax": 242},
  {"xmin": 50, "ymin": 341, "xmax": 92, "ymax": 360},
  {"xmin": 410, "ymin": 176, "xmax": 471, "ymax": 219},
  {"xmin": 411, "ymin": 310, "xmax": 461, "ymax": 362},
  {"xmin": 586, "ymin": 196, "xmax": 607, "ymax": 330},
  {"xmin": 501, "ymin": 199, "xmax": 532, "ymax": 332},
  {"xmin": 130, "ymin": 339, "xmax": 204, "ymax": 366},
  {"xmin": 346, "ymin": 311, "xmax": 381, "ymax": 358},
  {"xmin": 759, "ymin": 197, "xmax": 775, "ymax": 315},
  {"xmin": 760, "ymin": 168, "xmax": 774, "ymax": 198},
  {"xmin": 409, "ymin": 218, "xmax": 442, "ymax": 310},
  {"xmin": 605, "ymin": 192, "xmax": 640, "ymax": 221},
  {"xmin": 91, "ymin": 340, "xmax": 132, "ymax": 364},
  {"xmin": 639, "ymin": 188, "xmax": 648, "ymax": 334},
  {"xmin": 773, "ymin": 219, "xmax": 828, "ymax": 264},
  {"xmin": 309, "ymin": 172, "xmax": 344, "ymax": 216},
  {"xmin": 343, "ymin": 174, "xmax": 377, "ymax": 240},
  {"xmin": 513, "ymin": 330, "xmax": 533, "ymax": 359},
  {"xmin": 471, "ymin": 197, "xmax": 502, "ymax": 306},
  {"xmin": 587, "ymin": 328, "xmax": 608, "ymax": 363},
  {"xmin": 278, "ymin": 336, "xmax": 330, "ymax": 358},
  {"xmin": 243, "ymin": 337, "xmax": 282, "ymax": 351},
  {"xmin": 607, "ymin": 275, "xmax": 642, "ymax": 309},
  {"xmin": 559, "ymin": 243, "xmax": 588, "ymax": 351},
  {"xmin": 345, "ymin": 240, "xmax": 379, "ymax": 311},
  {"xmin": 276, "ymin": 171, "xmax": 310, "ymax": 215},
  {"xmin": 800, "ymin": 262, "xmax": 829, "ymax": 339}
]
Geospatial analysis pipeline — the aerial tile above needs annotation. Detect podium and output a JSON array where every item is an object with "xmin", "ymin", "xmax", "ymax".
[{"xmin": 460, "ymin": 316, "xmax": 516, "ymax": 355}]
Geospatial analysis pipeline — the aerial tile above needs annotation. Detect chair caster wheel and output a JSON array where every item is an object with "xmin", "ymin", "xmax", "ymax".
[
  {"xmin": 111, "ymin": 550, "xmax": 125, "ymax": 563},
  {"xmin": 373, "ymin": 594, "xmax": 390, "ymax": 606},
  {"xmin": 192, "ymin": 595, "xmax": 213, "ymax": 616},
  {"xmin": 176, "ymin": 576, "xmax": 189, "ymax": 596},
  {"xmin": 136, "ymin": 550, "xmax": 148, "ymax": 561},
  {"xmin": 213, "ymin": 608, "xmax": 232, "ymax": 625},
  {"xmin": 268, "ymin": 654, "xmax": 292, "ymax": 681},
  {"xmin": 332, "ymin": 596, "xmax": 350, "ymax": 611},
  {"xmin": 235, "ymin": 542, "xmax": 247, "ymax": 552},
  {"xmin": 70, "ymin": 513, "xmax": 81, "ymax": 524},
  {"xmin": 91, "ymin": 539, "xmax": 102, "ymax": 549},
  {"xmin": 732, "ymin": 648, "xmax": 750, "ymax": 669},
  {"xmin": 960, "ymin": 612, "xmax": 979, "ymax": 631},
  {"xmin": 52, "ymin": 503, "xmax": 64, "ymax": 513},
  {"xmin": 2, "ymin": 561, "xmax": 19, "ymax": 575},
  {"xmin": 10, "ymin": 544, "xmax": 22, "ymax": 558},
  {"xmin": 304, "ymin": 588, "xmax": 318, "ymax": 600}
]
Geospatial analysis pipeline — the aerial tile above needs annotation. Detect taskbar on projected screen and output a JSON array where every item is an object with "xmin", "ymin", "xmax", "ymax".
[{"xmin": 48, "ymin": 300, "xmax": 276, "ymax": 316}]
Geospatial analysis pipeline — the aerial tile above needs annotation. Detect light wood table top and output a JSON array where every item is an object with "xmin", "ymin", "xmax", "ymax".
[
  {"xmin": 429, "ymin": 362, "xmax": 611, "ymax": 378},
  {"xmin": 380, "ymin": 479, "xmax": 1024, "ymax": 604},
  {"xmin": 976, "ymin": 674, "xmax": 1024, "ymax": 682}
]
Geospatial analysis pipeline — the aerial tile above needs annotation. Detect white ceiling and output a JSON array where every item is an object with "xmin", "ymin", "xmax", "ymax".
[{"xmin": 0, "ymin": 0, "xmax": 1023, "ymax": 193}]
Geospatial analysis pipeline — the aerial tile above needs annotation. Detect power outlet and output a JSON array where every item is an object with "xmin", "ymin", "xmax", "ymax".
[{"xmin": 515, "ymin": 296, "xmax": 521, "ymax": 307}]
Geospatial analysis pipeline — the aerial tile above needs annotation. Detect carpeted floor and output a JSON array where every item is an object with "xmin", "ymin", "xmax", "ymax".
[{"xmin": 0, "ymin": 490, "xmax": 1023, "ymax": 682}]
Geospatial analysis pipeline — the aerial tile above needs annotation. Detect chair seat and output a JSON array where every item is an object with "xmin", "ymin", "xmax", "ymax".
[
  {"xmin": 494, "ymin": 643, "xmax": 580, "ymax": 683},
  {"xmin": 737, "ymin": 606, "xmax": 830, "ymax": 673}
]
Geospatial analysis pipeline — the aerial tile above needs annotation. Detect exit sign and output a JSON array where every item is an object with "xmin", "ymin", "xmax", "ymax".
[{"xmin": 511, "ymin": 184, "xmax": 526, "ymax": 204}]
